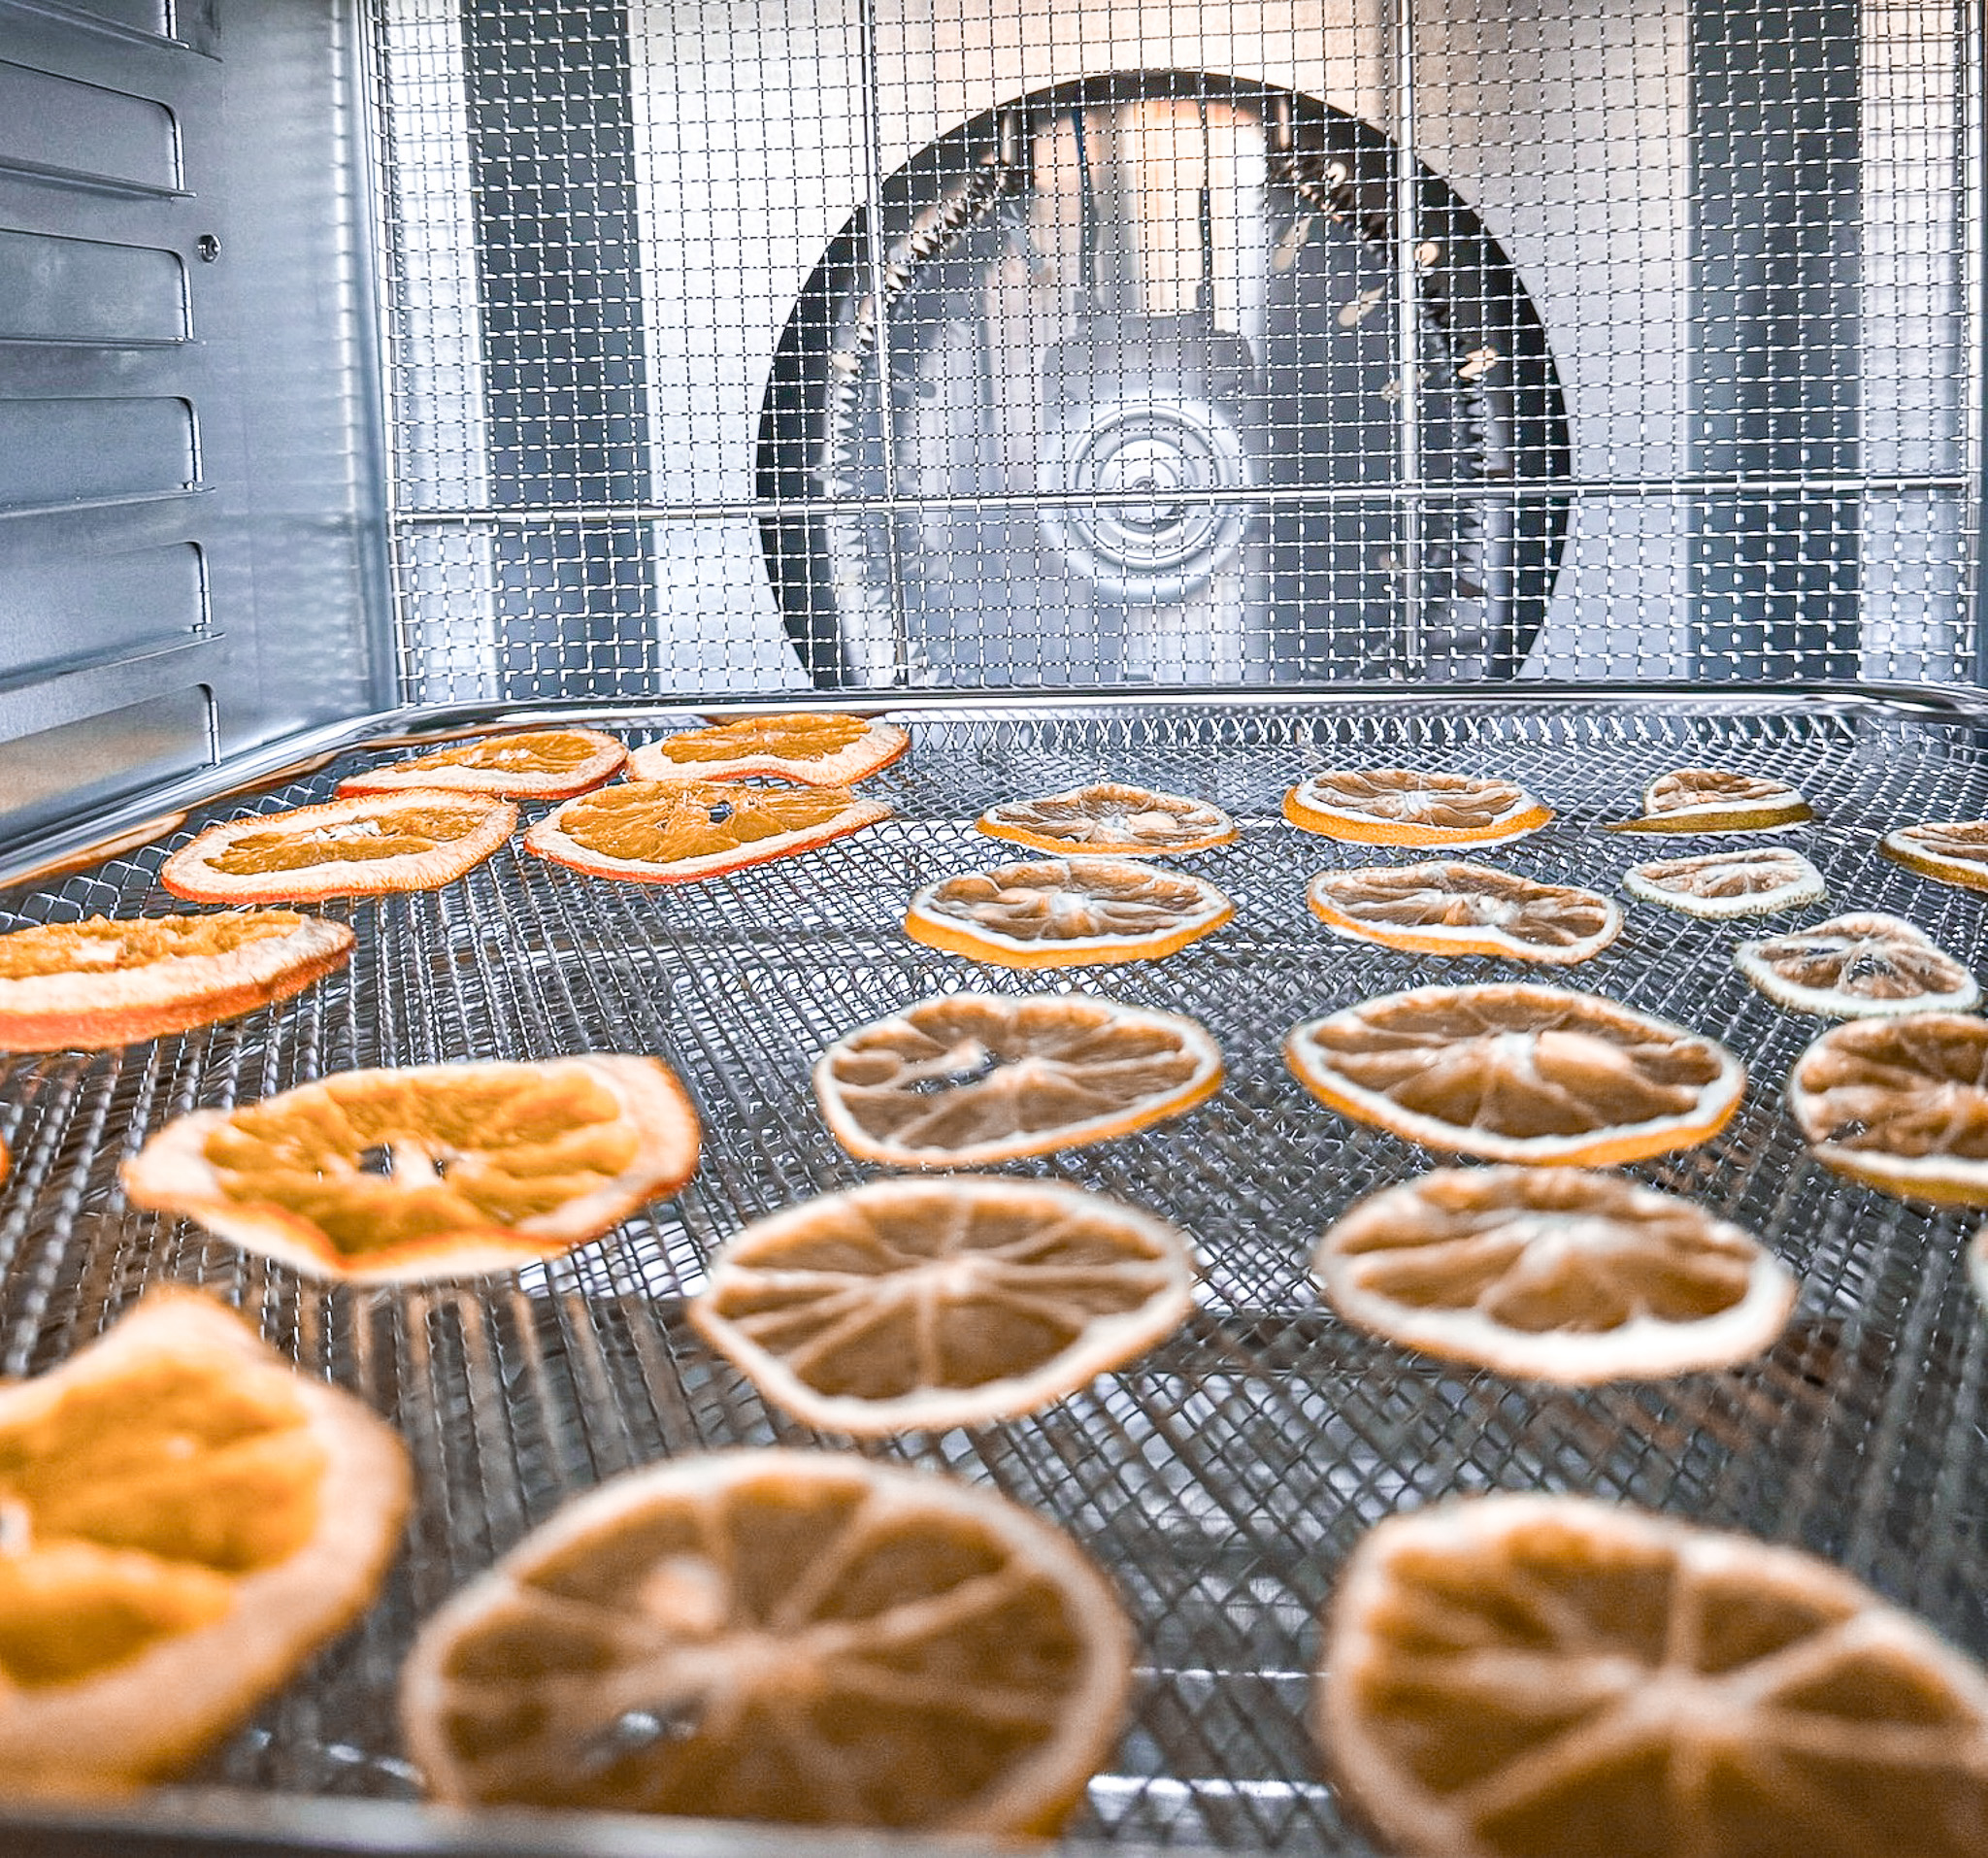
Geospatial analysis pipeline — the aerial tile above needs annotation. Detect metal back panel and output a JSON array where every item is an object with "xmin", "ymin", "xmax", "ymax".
[{"xmin": 373, "ymin": 0, "xmax": 1982, "ymax": 703}]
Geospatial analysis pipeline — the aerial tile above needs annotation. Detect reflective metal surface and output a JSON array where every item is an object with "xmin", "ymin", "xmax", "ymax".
[{"xmin": 759, "ymin": 73, "xmax": 1571, "ymax": 687}]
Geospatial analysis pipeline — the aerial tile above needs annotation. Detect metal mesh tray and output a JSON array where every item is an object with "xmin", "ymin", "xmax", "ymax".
[{"xmin": 3, "ymin": 692, "xmax": 1986, "ymax": 1856}]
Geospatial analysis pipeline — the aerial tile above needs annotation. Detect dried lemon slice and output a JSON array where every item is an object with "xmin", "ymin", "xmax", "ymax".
[
  {"xmin": 1315, "ymin": 1167, "xmax": 1795, "ymax": 1381},
  {"xmin": 691, "ymin": 1177, "xmax": 1195, "ymax": 1434},
  {"xmin": 1286, "ymin": 982, "xmax": 1744, "ymax": 1166},
  {"xmin": 1883, "ymin": 821, "xmax": 1988, "ymax": 893},
  {"xmin": 120, "ymin": 1054, "xmax": 700, "ymax": 1282},
  {"xmin": 813, "ymin": 992, "xmax": 1221, "ymax": 1166},
  {"xmin": 0, "ymin": 911, "xmax": 353, "ymax": 1051},
  {"xmin": 1607, "ymin": 766, "xmax": 1813, "ymax": 834},
  {"xmin": 1319, "ymin": 1492, "xmax": 1988, "ymax": 1858},
  {"xmin": 337, "ymin": 726, "xmax": 625, "ymax": 800},
  {"xmin": 0, "ymin": 1291, "xmax": 410, "ymax": 1796},
  {"xmin": 1284, "ymin": 769, "xmax": 1552, "ymax": 847},
  {"xmin": 160, "ymin": 791, "xmax": 516, "ymax": 904},
  {"xmin": 525, "ymin": 780, "xmax": 889, "ymax": 883},
  {"xmin": 906, "ymin": 856, "xmax": 1234, "ymax": 968},
  {"xmin": 1307, "ymin": 861, "xmax": 1622, "ymax": 965},
  {"xmin": 626, "ymin": 713, "xmax": 909, "ymax": 786},
  {"xmin": 399, "ymin": 1449, "xmax": 1133, "ymax": 1834},
  {"xmin": 977, "ymin": 782, "xmax": 1238, "ymax": 855},
  {"xmin": 1621, "ymin": 845, "xmax": 1826, "ymax": 917},
  {"xmin": 1788, "ymin": 1012, "xmax": 1988, "ymax": 1205},
  {"xmin": 1737, "ymin": 912, "xmax": 1979, "ymax": 1018}
]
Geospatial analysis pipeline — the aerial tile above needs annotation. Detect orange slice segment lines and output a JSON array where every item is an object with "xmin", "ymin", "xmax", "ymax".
[
  {"xmin": 1882, "ymin": 820, "xmax": 1988, "ymax": 893},
  {"xmin": 691, "ymin": 1177, "xmax": 1196, "ymax": 1434},
  {"xmin": 337, "ymin": 726, "xmax": 625, "ymax": 800},
  {"xmin": 1620, "ymin": 846, "xmax": 1826, "ymax": 917},
  {"xmin": 1283, "ymin": 770, "xmax": 1552, "ymax": 847},
  {"xmin": 813, "ymin": 992, "xmax": 1222, "ymax": 1166},
  {"xmin": 1607, "ymin": 766, "xmax": 1813, "ymax": 834},
  {"xmin": 1736, "ymin": 911, "xmax": 1979, "ymax": 1018},
  {"xmin": 976, "ymin": 782, "xmax": 1238, "ymax": 855},
  {"xmin": 626, "ymin": 713, "xmax": 909, "ymax": 787},
  {"xmin": 1307, "ymin": 861, "xmax": 1622, "ymax": 964}
]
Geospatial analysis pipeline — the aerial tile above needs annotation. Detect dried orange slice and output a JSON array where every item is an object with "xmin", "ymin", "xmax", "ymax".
[
  {"xmin": 1319, "ymin": 1492, "xmax": 1988, "ymax": 1858},
  {"xmin": 159, "ymin": 791, "xmax": 516, "ymax": 904},
  {"xmin": 976, "ymin": 782, "xmax": 1238, "ymax": 856},
  {"xmin": 1607, "ymin": 766, "xmax": 1813, "ymax": 834},
  {"xmin": 1737, "ymin": 912, "xmax": 1979, "ymax": 1018},
  {"xmin": 1882, "ymin": 821, "xmax": 1988, "ymax": 893},
  {"xmin": 1286, "ymin": 983, "xmax": 1744, "ymax": 1166},
  {"xmin": 1315, "ymin": 1167, "xmax": 1795, "ymax": 1381},
  {"xmin": 905, "ymin": 857, "xmax": 1233, "ymax": 968},
  {"xmin": 1621, "ymin": 845, "xmax": 1826, "ymax": 917},
  {"xmin": 0, "ymin": 1291, "xmax": 410, "ymax": 1796},
  {"xmin": 626, "ymin": 713, "xmax": 909, "ymax": 786},
  {"xmin": 691, "ymin": 1177, "xmax": 1195, "ymax": 1434},
  {"xmin": 1788, "ymin": 1012, "xmax": 1988, "ymax": 1205},
  {"xmin": 813, "ymin": 992, "xmax": 1221, "ymax": 1166},
  {"xmin": 120, "ymin": 1055, "xmax": 699, "ymax": 1282},
  {"xmin": 336, "ymin": 726, "xmax": 624, "ymax": 800},
  {"xmin": 1307, "ymin": 861, "xmax": 1622, "ymax": 965},
  {"xmin": 0, "ymin": 911, "xmax": 353, "ymax": 1051},
  {"xmin": 1283, "ymin": 770, "xmax": 1552, "ymax": 847},
  {"xmin": 524, "ymin": 780, "xmax": 889, "ymax": 883},
  {"xmin": 399, "ymin": 1449, "xmax": 1133, "ymax": 1833}
]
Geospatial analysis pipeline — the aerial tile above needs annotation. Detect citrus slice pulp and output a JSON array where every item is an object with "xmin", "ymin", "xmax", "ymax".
[
  {"xmin": 691, "ymin": 1177, "xmax": 1196, "ymax": 1433},
  {"xmin": 1315, "ymin": 1166, "xmax": 1795, "ymax": 1381},
  {"xmin": 1788, "ymin": 1012, "xmax": 1988, "ymax": 1205},
  {"xmin": 1307, "ymin": 861, "xmax": 1622, "ymax": 964},
  {"xmin": 1621, "ymin": 846, "xmax": 1826, "ymax": 918},
  {"xmin": 120, "ymin": 1054, "xmax": 700, "ymax": 1282},
  {"xmin": 626, "ymin": 713, "xmax": 909, "ymax": 787},
  {"xmin": 337, "ymin": 726, "xmax": 625, "ymax": 800},
  {"xmin": 1319, "ymin": 1493, "xmax": 1988, "ymax": 1858},
  {"xmin": 905, "ymin": 856, "xmax": 1234, "ymax": 968},
  {"xmin": 813, "ymin": 992, "xmax": 1221, "ymax": 1166},
  {"xmin": 399, "ymin": 1449, "xmax": 1133, "ymax": 1833},
  {"xmin": 524, "ymin": 780, "xmax": 889, "ymax": 883},
  {"xmin": 1882, "ymin": 821, "xmax": 1988, "ymax": 893},
  {"xmin": 159, "ymin": 791, "xmax": 516, "ymax": 904},
  {"xmin": 1283, "ymin": 770, "xmax": 1552, "ymax": 847},
  {"xmin": 976, "ymin": 782, "xmax": 1238, "ymax": 855},
  {"xmin": 1285, "ymin": 982, "xmax": 1744, "ymax": 1165},
  {"xmin": 0, "ymin": 1291, "xmax": 410, "ymax": 1796},
  {"xmin": 1607, "ymin": 767, "xmax": 1813, "ymax": 834},
  {"xmin": 1736, "ymin": 912, "xmax": 1979, "ymax": 1018},
  {"xmin": 0, "ymin": 911, "xmax": 353, "ymax": 1051}
]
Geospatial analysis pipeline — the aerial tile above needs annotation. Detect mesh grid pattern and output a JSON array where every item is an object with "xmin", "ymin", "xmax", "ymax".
[
  {"xmin": 2, "ymin": 694, "xmax": 1986, "ymax": 1851},
  {"xmin": 369, "ymin": 1, "xmax": 1982, "ymax": 702}
]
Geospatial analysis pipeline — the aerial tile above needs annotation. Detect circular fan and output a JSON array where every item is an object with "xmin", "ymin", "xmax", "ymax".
[{"xmin": 758, "ymin": 73, "xmax": 1571, "ymax": 686}]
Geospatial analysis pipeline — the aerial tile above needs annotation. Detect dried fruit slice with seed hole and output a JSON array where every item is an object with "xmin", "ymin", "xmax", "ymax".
[
  {"xmin": 524, "ymin": 780, "xmax": 890, "ymax": 883},
  {"xmin": 1737, "ymin": 912, "xmax": 1979, "ymax": 1018},
  {"xmin": 625, "ymin": 713, "xmax": 909, "ymax": 787},
  {"xmin": 1315, "ymin": 1166, "xmax": 1794, "ymax": 1381},
  {"xmin": 1882, "ymin": 821, "xmax": 1988, "ymax": 894},
  {"xmin": 120, "ymin": 1054, "xmax": 699, "ymax": 1283},
  {"xmin": 336, "ymin": 726, "xmax": 625, "ymax": 801},
  {"xmin": 813, "ymin": 992, "xmax": 1221, "ymax": 1166},
  {"xmin": 398, "ymin": 1448, "xmax": 1133, "ymax": 1834},
  {"xmin": 1285, "ymin": 982, "xmax": 1744, "ymax": 1166},
  {"xmin": 0, "ymin": 1291, "xmax": 411, "ymax": 1797},
  {"xmin": 691, "ymin": 1177, "xmax": 1195, "ymax": 1433},
  {"xmin": 1621, "ymin": 846, "xmax": 1826, "ymax": 918},
  {"xmin": 1283, "ymin": 770, "xmax": 1552, "ymax": 847},
  {"xmin": 1318, "ymin": 1492, "xmax": 1988, "ymax": 1858},
  {"xmin": 1607, "ymin": 766, "xmax": 1813, "ymax": 834},
  {"xmin": 905, "ymin": 857, "xmax": 1234, "ymax": 968},
  {"xmin": 976, "ymin": 782, "xmax": 1237, "ymax": 856},
  {"xmin": 160, "ymin": 791, "xmax": 516, "ymax": 905},
  {"xmin": 0, "ymin": 911, "xmax": 353, "ymax": 1051},
  {"xmin": 1787, "ymin": 1012, "xmax": 1988, "ymax": 1205},
  {"xmin": 1307, "ymin": 861, "xmax": 1622, "ymax": 965}
]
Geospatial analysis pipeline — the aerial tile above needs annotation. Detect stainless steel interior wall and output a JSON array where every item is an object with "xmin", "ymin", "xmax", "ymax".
[{"xmin": 373, "ymin": 0, "xmax": 1980, "ymax": 700}]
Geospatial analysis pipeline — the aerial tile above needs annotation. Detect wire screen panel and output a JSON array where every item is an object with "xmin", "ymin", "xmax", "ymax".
[
  {"xmin": 367, "ymin": 1, "xmax": 1981, "ymax": 701},
  {"xmin": 1, "ymin": 695, "xmax": 1987, "ymax": 1853}
]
